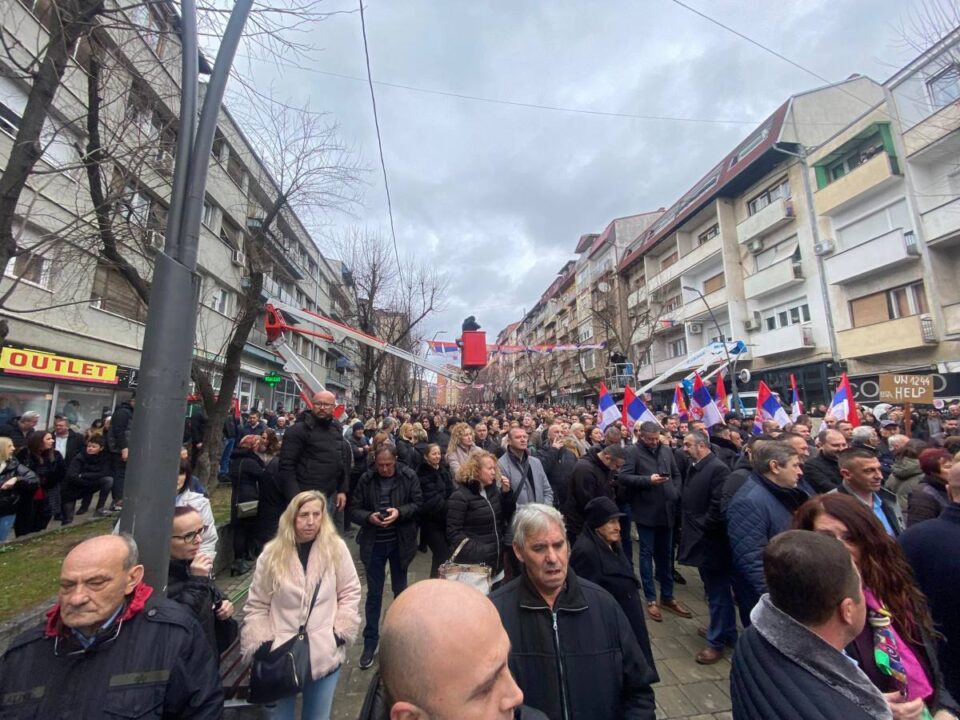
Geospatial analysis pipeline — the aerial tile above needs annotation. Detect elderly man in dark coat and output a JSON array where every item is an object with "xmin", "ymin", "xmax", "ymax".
[
  {"xmin": 678, "ymin": 430, "xmax": 735, "ymax": 664},
  {"xmin": 570, "ymin": 496, "xmax": 657, "ymax": 675}
]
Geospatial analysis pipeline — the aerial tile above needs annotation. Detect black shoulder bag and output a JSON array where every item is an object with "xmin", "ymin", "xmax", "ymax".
[{"xmin": 249, "ymin": 580, "xmax": 322, "ymax": 704}]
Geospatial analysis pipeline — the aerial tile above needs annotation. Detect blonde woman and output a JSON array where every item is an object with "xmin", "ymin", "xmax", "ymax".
[
  {"xmin": 445, "ymin": 451, "xmax": 516, "ymax": 586},
  {"xmin": 446, "ymin": 422, "xmax": 480, "ymax": 476},
  {"xmin": 570, "ymin": 422, "xmax": 591, "ymax": 456},
  {"xmin": 242, "ymin": 491, "xmax": 361, "ymax": 719},
  {"xmin": 0, "ymin": 437, "xmax": 37, "ymax": 541},
  {"xmin": 396, "ymin": 422, "xmax": 421, "ymax": 469}
]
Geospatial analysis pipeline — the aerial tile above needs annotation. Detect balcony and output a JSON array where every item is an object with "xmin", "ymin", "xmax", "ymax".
[
  {"xmin": 627, "ymin": 288, "xmax": 645, "ymax": 308},
  {"xmin": 921, "ymin": 197, "xmax": 960, "ymax": 245},
  {"xmin": 653, "ymin": 356, "xmax": 684, "ymax": 377},
  {"xmin": 648, "ymin": 257, "xmax": 683, "ymax": 292},
  {"xmin": 682, "ymin": 286, "xmax": 727, "ymax": 321},
  {"xmin": 836, "ymin": 315, "xmax": 937, "ymax": 359},
  {"xmin": 753, "ymin": 323, "xmax": 815, "ymax": 358},
  {"xmin": 824, "ymin": 227, "xmax": 920, "ymax": 285},
  {"xmin": 944, "ymin": 302, "xmax": 960, "ymax": 336},
  {"xmin": 813, "ymin": 153, "xmax": 901, "ymax": 216},
  {"xmin": 737, "ymin": 198, "xmax": 795, "ymax": 244},
  {"xmin": 744, "ymin": 257, "xmax": 803, "ymax": 299},
  {"xmin": 648, "ymin": 236, "xmax": 723, "ymax": 291}
]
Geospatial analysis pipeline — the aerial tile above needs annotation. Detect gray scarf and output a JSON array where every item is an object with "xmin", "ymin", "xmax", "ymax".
[{"xmin": 751, "ymin": 595, "xmax": 892, "ymax": 720}]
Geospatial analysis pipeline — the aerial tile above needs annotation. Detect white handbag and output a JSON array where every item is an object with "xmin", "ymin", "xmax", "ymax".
[{"xmin": 438, "ymin": 538, "xmax": 493, "ymax": 595}]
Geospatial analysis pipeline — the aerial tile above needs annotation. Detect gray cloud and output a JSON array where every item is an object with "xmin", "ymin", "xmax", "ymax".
[{"xmin": 236, "ymin": 0, "xmax": 921, "ymax": 340}]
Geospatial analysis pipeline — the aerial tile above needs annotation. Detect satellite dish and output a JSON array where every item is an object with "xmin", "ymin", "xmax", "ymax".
[
  {"xmin": 738, "ymin": 368, "xmax": 751, "ymax": 384},
  {"xmin": 597, "ymin": 281, "xmax": 611, "ymax": 293}
]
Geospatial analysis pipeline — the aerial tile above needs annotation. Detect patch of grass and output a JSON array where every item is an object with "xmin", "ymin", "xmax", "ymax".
[
  {"xmin": 0, "ymin": 518, "xmax": 113, "ymax": 620},
  {"xmin": 0, "ymin": 486, "xmax": 233, "ymax": 622}
]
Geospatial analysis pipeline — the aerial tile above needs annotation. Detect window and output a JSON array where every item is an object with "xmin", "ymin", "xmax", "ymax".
[
  {"xmin": 747, "ymin": 178, "xmax": 791, "ymax": 216},
  {"xmin": 927, "ymin": 64, "xmax": 960, "ymax": 110},
  {"xmin": 91, "ymin": 263, "xmax": 147, "ymax": 323},
  {"xmin": 0, "ymin": 74, "xmax": 28, "ymax": 135},
  {"xmin": 662, "ymin": 294, "xmax": 682, "ymax": 313},
  {"xmin": 697, "ymin": 224, "xmax": 719, "ymax": 246},
  {"xmin": 208, "ymin": 284, "xmax": 231, "ymax": 315},
  {"xmin": 703, "ymin": 272, "xmax": 726, "ymax": 294},
  {"xmin": 219, "ymin": 218, "xmax": 241, "ymax": 249},
  {"xmin": 211, "ymin": 130, "xmax": 226, "ymax": 162},
  {"xmin": 755, "ymin": 238, "xmax": 800, "ymax": 272},
  {"xmin": 730, "ymin": 127, "xmax": 770, "ymax": 167},
  {"xmin": 827, "ymin": 134, "xmax": 885, "ymax": 181},
  {"xmin": 835, "ymin": 200, "xmax": 909, "ymax": 250},
  {"xmin": 660, "ymin": 250, "xmax": 679, "ymax": 270},
  {"xmin": 764, "ymin": 299, "xmax": 810, "ymax": 330},
  {"xmin": 851, "ymin": 282, "xmax": 927, "ymax": 327},
  {"xmin": 226, "ymin": 152, "xmax": 246, "ymax": 189},
  {"xmin": 578, "ymin": 323, "xmax": 594, "ymax": 342},
  {"xmin": 668, "ymin": 338, "xmax": 687, "ymax": 358},
  {"xmin": 39, "ymin": 120, "xmax": 80, "ymax": 174},
  {"xmin": 202, "ymin": 199, "xmax": 217, "ymax": 228},
  {"xmin": 581, "ymin": 351, "xmax": 595, "ymax": 372},
  {"xmin": 5, "ymin": 252, "xmax": 51, "ymax": 288}
]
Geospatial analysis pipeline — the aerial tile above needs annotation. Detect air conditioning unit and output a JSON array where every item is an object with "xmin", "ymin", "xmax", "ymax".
[
  {"xmin": 687, "ymin": 322, "xmax": 703, "ymax": 334},
  {"xmin": 231, "ymin": 249, "xmax": 246, "ymax": 267},
  {"xmin": 146, "ymin": 230, "xmax": 164, "ymax": 252},
  {"xmin": 747, "ymin": 237, "xmax": 764, "ymax": 254},
  {"xmin": 744, "ymin": 310, "xmax": 762, "ymax": 332},
  {"xmin": 813, "ymin": 239, "xmax": 836, "ymax": 256}
]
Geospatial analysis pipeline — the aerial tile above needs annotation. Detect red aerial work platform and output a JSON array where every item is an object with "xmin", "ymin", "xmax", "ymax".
[{"xmin": 460, "ymin": 331, "xmax": 488, "ymax": 371}]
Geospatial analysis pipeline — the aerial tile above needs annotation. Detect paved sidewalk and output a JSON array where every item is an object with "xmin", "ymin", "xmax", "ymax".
[{"xmin": 328, "ymin": 547, "xmax": 733, "ymax": 720}]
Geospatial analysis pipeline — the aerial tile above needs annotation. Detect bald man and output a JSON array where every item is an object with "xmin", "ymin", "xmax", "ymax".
[
  {"xmin": 0, "ymin": 534, "xmax": 222, "ymax": 718},
  {"xmin": 361, "ymin": 580, "xmax": 544, "ymax": 720},
  {"xmin": 280, "ymin": 389, "xmax": 352, "ymax": 512}
]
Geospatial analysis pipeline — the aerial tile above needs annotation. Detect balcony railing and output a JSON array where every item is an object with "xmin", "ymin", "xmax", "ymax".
[
  {"xmin": 752, "ymin": 323, "xmax": 814, "ymax": 358},
  {"xmin": 836, "ymin": 314, "xmax": 937, "ymax": 359},
  {"xmin": 814, "ymin": 153, "xmax": 901, "ymax": 216},
  {"xmin": 737, "ymin": 198, "xmax": 795, "ymax": 244},
  {"xmin": 824, "ymin": 228, "xmax": 919, "ymax": 285},
  {"xmin": 744, "ymin": 257, "xmax": 803, "ymax": 299}
]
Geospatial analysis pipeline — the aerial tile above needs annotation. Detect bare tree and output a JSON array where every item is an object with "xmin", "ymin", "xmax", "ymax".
[{"xmin": 332, "ymin": 229, "xmax": 448, "ymax": 411}]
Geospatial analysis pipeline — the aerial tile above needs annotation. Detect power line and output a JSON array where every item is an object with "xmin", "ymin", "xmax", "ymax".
[{"xmin": 357, "ymin": 0, "xmax": 405, "ymax": 287}]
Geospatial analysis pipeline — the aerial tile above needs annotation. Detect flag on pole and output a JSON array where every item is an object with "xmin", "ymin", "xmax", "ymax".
[
  {"xmin": 715, "ymin": 373, "xmax": 728, "ymax": 413},
  {"xmin": 623, "ymin": 385, "xmax": 659, "ymax": 430},
  {"xmin": 757, "ymin": 381, "xmax": 790, "ymax": 429},
  {"xmin": 789, "ymin": 373, "xmax": 803, "ymax": 423},
  {"xmin": 689, "ymin": 372, "xmax": 724, "ymax": 428},
  {"xmin": 597, "ymin": 382, "xmax": 621, "ymax": 431},
  {"xmin": 671, "ymin": 384, "xmax": 689, "ymax": 422},
  {"xmin": 828, "ymin": 373, "xmax": 860, "ymax": 428}
]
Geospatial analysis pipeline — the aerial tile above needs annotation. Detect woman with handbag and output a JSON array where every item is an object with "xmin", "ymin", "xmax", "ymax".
[
  {"xmin": 0, "ymin": 437, "xmax": 37, "ymax": 541},
  {"xmin": 417, "ymin": 443, "xmax": 453, "ymax": 578},
  {"xmin": 229, "ymin": 434, "xmax": 265, "ymax": 576},
  {"xmin": 16, "ymin": 430, "xmax": 65, "ymax": 533},
  {"xmin": 241, "ymin": 490, "xmax": 361, "ymax": 719},
  {"xmin": 445, "ymin": 451, "xmax": 515, "ymax": 588}
]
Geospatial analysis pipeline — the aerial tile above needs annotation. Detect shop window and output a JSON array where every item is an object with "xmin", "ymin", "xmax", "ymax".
[
  {"xmin": 0, "ymin": 378, "xmax": 51, "ymax": 427},
  {"xmin": 6, "ymin": 251, "xmax": 51, "ymax": 289},
  {"xmin": 56, "ymin": 386, "xmax": 115, "ymax": 431},
  {"xmin": 90, "ymin": 263, "xmax": 147, "ymax": 323}
]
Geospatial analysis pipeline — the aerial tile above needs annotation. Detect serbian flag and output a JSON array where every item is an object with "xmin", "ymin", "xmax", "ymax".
[
  {"xmin": 757, "ymin": 381, "xmax": 790, "ymax": 429},
  {"xmin": 333, "ymin": 404, "xmax": 346, "ymax": 420},
  {"xmin": 828, "ymin": 373, "xmax": 859, "ymax": 427},
  {"xmin": 715, "ymin": 373, "xmax": 728, "ymax": 413},
  {"xmin": 689, "ymin": 372, "xmax": 724, "ymax": 428},
  {"xmin": 789, "ymin": 374, "xmax": 804, "ymax": 423},
  {"xmin": 597, "ymin": 382, "xmax": 621, "ymax": 431},
  {"xmin": 671, "ymin": 384, "xmax": 689, "ymax": 422},
  {"xmin": 623, "ymin": 385, "xmax": 659, "ymax": 430}
]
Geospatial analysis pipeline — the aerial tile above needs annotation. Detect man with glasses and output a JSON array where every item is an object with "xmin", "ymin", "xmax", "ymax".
[
  {"xmin": 0, "ymin": 534, "xmax": 222, "ymax": 717},
  {"xmin": 167, "ymin": 506, "xmax": 234, "ymax": 656},
  {"xmin": 280, "ymin": 390, "xmax": 351, "ymax": 515}
]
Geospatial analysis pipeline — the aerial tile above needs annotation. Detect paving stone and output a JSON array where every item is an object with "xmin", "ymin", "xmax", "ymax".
[
  {"xmin": 655, "ymin": 684, "xmax": 701, "ymax": 718},
  {"xmin": 680, "ymin": 681, "xmax": 733, "ymax": 714},
  {"xmin": 663, "ymin": 655, "xmax": 730, "ymax": 683}
]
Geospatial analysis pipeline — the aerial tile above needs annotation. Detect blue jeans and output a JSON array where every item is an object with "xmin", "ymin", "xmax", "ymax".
[
  {"xmin": 263, "ymin": 667, "xmax": 340, "ymax": 720},
  {"xmin": 699, "ymin": 566, "xmax": 737, "ymax": 650},
  {"xmin": 637, "ymin": 524, "xmax": 674, "ymax": 602},
  {"xmin": 0, "ymin": 514, "xmax": 15, "ymax": 541},
  {"xmin": 362, "ymin": 540, "xmax": 407, "ymax": 647},
  {"xmin": 219, "ymin": 437, "xmax": 236, "ymax": 477}
]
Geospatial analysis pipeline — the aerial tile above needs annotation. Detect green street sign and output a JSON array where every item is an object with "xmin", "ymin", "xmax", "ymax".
[{"xmin": 263, "ymin": 371, "xmax": 283, "ymax": 387}]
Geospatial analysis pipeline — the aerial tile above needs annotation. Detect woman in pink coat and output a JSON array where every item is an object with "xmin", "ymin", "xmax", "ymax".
[{"xmin": 241, "ymin": 490, "xmax": 361, "ymax": 719}]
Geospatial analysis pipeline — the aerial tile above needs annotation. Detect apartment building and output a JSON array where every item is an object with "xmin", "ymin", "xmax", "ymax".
[{"xmin": 0, "ymin": 0, "xmax": 355, "ymax": 428}]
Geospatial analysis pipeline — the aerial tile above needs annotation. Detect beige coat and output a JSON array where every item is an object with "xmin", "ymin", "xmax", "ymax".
[
  {"xmin": 240, "ymin": 537, "xmax": 361, "ymax": 680},
  {"xmin": 447, "ymin": 444, "xmax": 481, "ymax": 477}
]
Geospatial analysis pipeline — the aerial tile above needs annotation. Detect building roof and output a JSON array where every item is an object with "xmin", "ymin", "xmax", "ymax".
[
  {"xmin": 618, "ymin": 100, "xmax": 791, "ymax": 271},
  {"xmin": 575, "ymin": 233, "xmax": 598, "ymax": 254}
]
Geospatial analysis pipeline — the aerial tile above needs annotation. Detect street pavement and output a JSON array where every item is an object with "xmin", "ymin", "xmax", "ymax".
[{"xmin": 220, "ymin": 542, "xmax": 733, "ymax": 720}]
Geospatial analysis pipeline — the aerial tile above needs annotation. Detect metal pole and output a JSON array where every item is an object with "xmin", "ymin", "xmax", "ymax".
[
  {"xmin": 121, "ymin": 0, "xmax": 255, "ymax": 593},
  {"xmin": 682, "ymin": 285, "xmax": 739, "ymax": 408}
]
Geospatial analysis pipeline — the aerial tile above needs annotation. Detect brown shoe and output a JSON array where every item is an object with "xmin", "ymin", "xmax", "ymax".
[
  {"xmin": 661, "ymin": 598, "xmax": 693, "ymax": 618},
  {"xmin": 696, "ymin": 646, "xmax": 724, "ymax": 665},
  {"xmin": 646, "ymin": 601, "xmax": 663, "ymax": 622},
  {"xmin": 697, "ymin": 627, "xmax": 737, "ymax": 648}
]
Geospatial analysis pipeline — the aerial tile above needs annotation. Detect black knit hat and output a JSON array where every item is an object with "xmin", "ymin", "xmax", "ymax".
[{"xmin": 585, "ymin": 496, "xmax": 625, "ymax": 530}]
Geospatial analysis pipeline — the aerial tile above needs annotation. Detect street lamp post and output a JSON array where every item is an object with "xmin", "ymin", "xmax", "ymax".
[
  {"xmin": 418, "ymin": 331, "xmax": 446, "ymax": 411},
  {"xmin": 682, "ymin": 285, "xmax": 739, "ymax": 410},
  {"xmin": 119, "ymin": 0, "xmax": 254, "ymax": 592}
]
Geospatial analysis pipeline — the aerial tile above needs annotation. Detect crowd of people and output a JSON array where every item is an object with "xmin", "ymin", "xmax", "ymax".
[{"xmin": 1, "ymin": 389, "xmax": 960, "ymax": 719}]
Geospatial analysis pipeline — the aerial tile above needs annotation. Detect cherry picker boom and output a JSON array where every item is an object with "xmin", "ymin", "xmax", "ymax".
[{"xmin": 263, "ymin": 300, "xmax": 466, "ymax": 408}]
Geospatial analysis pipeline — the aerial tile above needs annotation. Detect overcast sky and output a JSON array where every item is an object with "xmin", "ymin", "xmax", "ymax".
[{"xmin": 234, "ymin": 0, "xmax": 925, "ymax": 342}]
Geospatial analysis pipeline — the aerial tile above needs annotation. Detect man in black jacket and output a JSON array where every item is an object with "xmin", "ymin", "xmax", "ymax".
[
  {"xmin": 619, "ymin": 421, "xmax": 690, "ymax": 622},
  {"xmin": 0, "ymin": 411, "xmax": 39, "ymax": 451},
  {"xmin": 52, "ymin": 415, "xmax": 84, "ymax": 466},
  {"xmin": 835, "ymin": 447, "xmax": 903, "ymax": 536},
  {"xmin": 491, "ymin": 504, "xmax": 657, "ymax": 720},
  {"xmin": 679, "ymin": 431, "xmax": 735, "ymax": 664},
  {"xmin": 107, "ymin": 394, "xmax": 135, "ymax": 509},
  {"xmin": 562, "ymin": 444, "xmax": 624, "ymax": 541},
  {"xmin": 280, "ymin": 390, "xmax": 351, "ymax": 511},
  {"xmin": 0, "ymin": 534, "xmax": 222, "ymax": 718},
  {"xmin": 350, "ymin": 445, "xmax": 423, "ymax": 670},
  {"xmin": 804, "ymin": 428, "xmax": 847, "ymax": 493},
  {"xmin": 536, "ymin": 423, "xmax": 577, "ymax": 509}
]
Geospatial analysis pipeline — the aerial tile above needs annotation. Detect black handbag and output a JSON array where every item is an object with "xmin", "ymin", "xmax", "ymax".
[{"xmin": 248, "ymin": 581, "xmax": 322, "ymax": 705}]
